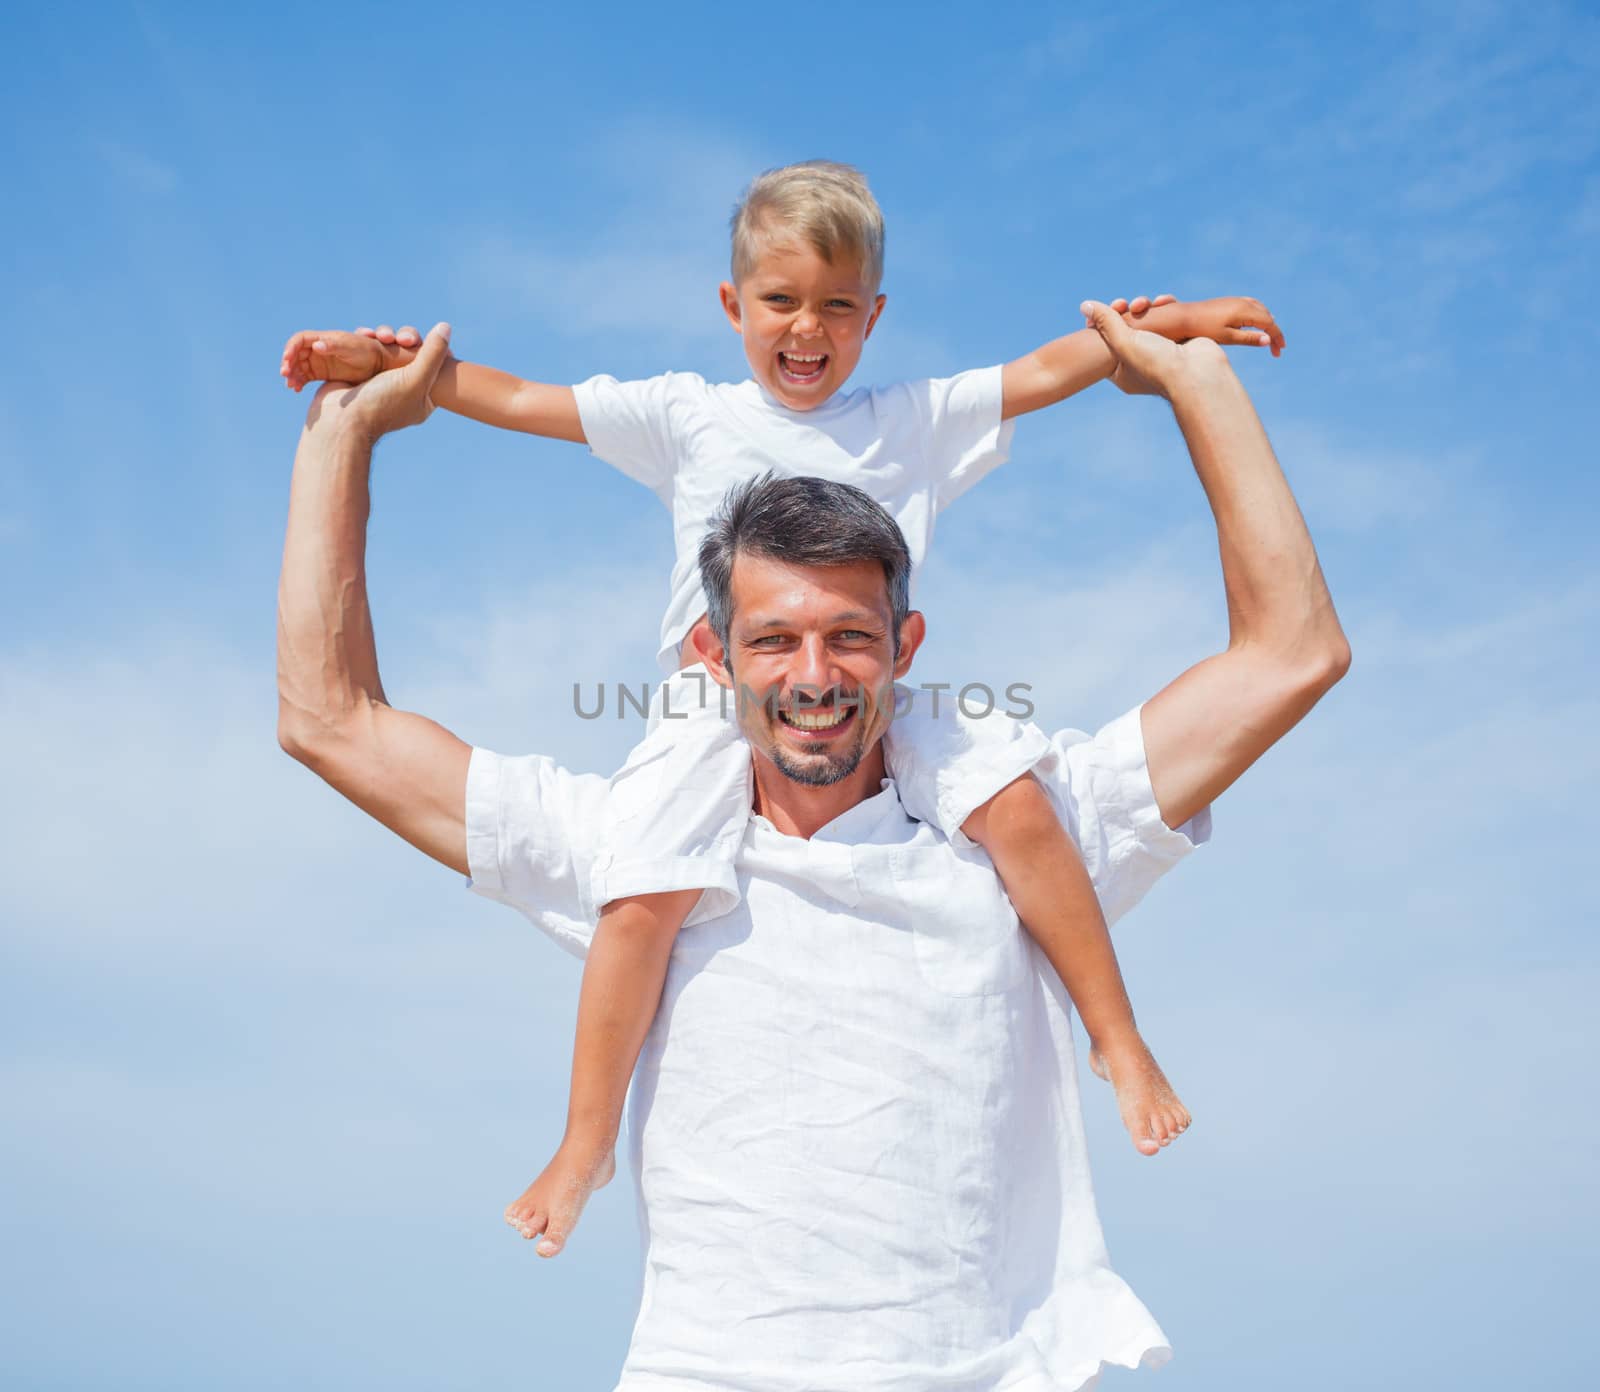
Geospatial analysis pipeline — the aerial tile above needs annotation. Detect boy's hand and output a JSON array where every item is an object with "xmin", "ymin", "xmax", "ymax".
[
  {"xmin": 278, "ymin": 327, "xmax": 421, "ymax": 392},
  {"xmin": 1111, "ymin": 294, "xmax": 1178, "ymax": 319},
  {"xmin": 306, "ymin": 322, "xmax": 452, "ymax": 440},
  {"xmin": 1081, "ymin": 300, "xmax": 1232, "ymax": 399},
  {"xmin": 357, "ymin": 323, "xmax": 425, "ymax": 350},
  {"xmin": 1122, "ymin": 295, "xmax": 1286, "ymax": 358}
]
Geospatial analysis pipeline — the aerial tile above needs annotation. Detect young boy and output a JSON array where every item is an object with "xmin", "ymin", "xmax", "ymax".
[{"xmin": 280, "ymin": 161, "xmax": 1285, "ymax": 1259}]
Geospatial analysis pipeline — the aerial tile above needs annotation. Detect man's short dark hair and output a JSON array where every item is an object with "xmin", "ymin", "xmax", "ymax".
[{"xmin": 698, "ymin": 474, "xmax": 912, "ymax": 654}]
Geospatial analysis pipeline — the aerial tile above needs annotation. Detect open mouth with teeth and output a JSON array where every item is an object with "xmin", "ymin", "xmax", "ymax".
[
  {"xmin": 775, "ymin": 700, "xmax": 858, "ymax": 739},
  {"xmin": 777, "ymin": 350, "xmax": 829, "ymax": 385}
]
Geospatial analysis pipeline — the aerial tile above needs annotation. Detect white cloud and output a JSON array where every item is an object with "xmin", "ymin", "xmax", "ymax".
[
  {"xmin": 0, "ymin": 565, "xmax": 660, "ymax": 968},
  {"xmin": 460, "ymin": 121, "xmax": 770, "ymax": 364},
  {"xmin": 1573, "ymin": 173, "xmax": 1600, "ymax": 239},
  {"xmin": 1354, "ymin": 575, "xmax": 1600, "ymax": 668},
  {"xmin": 410, "ymin": 561, "xmax": 673, "ymax": 768},
  {"xmin": 472, "ymin": 235, "xmax": 733, "ymax": 359},
  {"xmin": 1269, "ymin": 420, "xmax": 1457, "ymax": 533},
  {"xmin": 913, "ymin": 543, "xmax": 1221, "ymax": 728},
  {"xmin": 93, "ymin": 138, "xmax": 178, "ymax": 194}
]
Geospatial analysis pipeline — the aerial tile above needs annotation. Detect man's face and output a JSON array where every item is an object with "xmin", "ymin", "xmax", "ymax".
[
  {"xmin": 719, "ymin": 239, "xmax": 886, "ymax": 412},
  {"xmin": 704, "ymin": 554, "xmax": 923, "ymax": 787}
]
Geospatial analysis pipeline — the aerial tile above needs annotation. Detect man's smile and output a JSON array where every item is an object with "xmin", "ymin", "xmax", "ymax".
[{"xmin": 775, "ymin": 700, "xmax": 857, "ymax": 738}]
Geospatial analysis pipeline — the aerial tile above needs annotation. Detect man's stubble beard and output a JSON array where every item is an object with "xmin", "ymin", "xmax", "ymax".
[
  {"xmin": 769, "ymin": 729, "xmax": 869, "ymax": 787},
  {"xmin": 729, "ymin": 658, "xmax": 875, "ymax": 788}
]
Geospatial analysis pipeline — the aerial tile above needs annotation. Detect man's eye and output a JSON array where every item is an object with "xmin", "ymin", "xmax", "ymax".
[{"xmin": 840, "ymin": 630, "xmax": 873, "ymax": 641}]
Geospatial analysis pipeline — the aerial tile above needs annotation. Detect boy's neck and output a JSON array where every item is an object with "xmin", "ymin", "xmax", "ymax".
[{"xmin": 753, "ymin": 377, "xmax": 847, "ymax": 413}]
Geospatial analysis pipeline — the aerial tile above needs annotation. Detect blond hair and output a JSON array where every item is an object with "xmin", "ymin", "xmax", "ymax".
[{"xmin": 730, "ymin": 160, "xmax": 886, "ymax": 291}]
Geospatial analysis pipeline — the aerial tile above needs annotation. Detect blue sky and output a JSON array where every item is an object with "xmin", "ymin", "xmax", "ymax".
[{"xmin": 2, "ymin": 2, "xmax": 1597, "ymax": 1388}]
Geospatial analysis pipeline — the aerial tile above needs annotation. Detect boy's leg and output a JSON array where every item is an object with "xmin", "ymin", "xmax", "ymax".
[
  {"xmin": 505, "ymin": 887, "xmax": 701, "ymax": 1255},
  {"xmin": 884, "ymin": 695, "xmax": 1191, "ymax": 1155},
  {"xmin": 589, "ymin": 661, "xmax": 750, "ymax": 928},
  {"xmin": 965, "ymin": 776, "xmax": 1191, "ymax": 1156}
]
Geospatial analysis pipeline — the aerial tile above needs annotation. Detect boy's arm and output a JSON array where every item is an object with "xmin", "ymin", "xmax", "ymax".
[
  {"xmin": 1001, "ymin": 296, "xmax": 1285, "ymax": 421},
  {"xmin": 430, "ymin": 357, "xmax": 586, "ymax": 443},
  {"xmin": 280, "ymin": 325, "xmax": 586, "ymax": 443}
]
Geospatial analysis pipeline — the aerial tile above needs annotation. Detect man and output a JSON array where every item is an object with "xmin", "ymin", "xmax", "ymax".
[{"xmin": 276, "ymin": 306, "xmax": 1348, "ymax": 1390}]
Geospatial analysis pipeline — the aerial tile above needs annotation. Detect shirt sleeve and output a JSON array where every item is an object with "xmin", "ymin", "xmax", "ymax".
[
  {"xmin": 1031, "ymin": 704, "xmax": 1212, "ymax": 928},
  {"xmin": 463, "ymin": 746, "xmax": 610, "ymax": 959},
  {"xmin": 910, "ymin": 365, "xmax": 1017, "ymax": 511},
  {"xmin": 570, "ymin": 371, "xmax": 690, "ymax": 499}
]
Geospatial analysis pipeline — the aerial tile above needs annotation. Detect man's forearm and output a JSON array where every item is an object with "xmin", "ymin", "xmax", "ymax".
[
  {"xmin": 275, "ymin": 415, "xmax": 385, "ymax": 751},
  {"xmin": 1168, "ymin": 352, "xmax": 1346, "ymax": 664},
  {"xmin": 1135, "ymin": 361, "xmax": 1349, "ymax": 829},
  {"xmin": 1070, "ymin": 299, "xmax": 1347, "ymax": 830},
  {"xmin": 274, "ymin": 331, "xmax": 475, "ymax": 875}
]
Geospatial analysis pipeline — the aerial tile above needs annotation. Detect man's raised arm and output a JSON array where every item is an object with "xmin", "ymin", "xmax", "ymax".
[
  {"xmin": 275, "ymin": 323, "xmax": 473, "ymax": 875},
  {"xmin": 1078, "ymin": 302, "xmax": 1351, "ymax": 832}
]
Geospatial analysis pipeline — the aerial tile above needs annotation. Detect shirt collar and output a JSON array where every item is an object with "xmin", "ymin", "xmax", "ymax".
[
  {"xmin": 751, "ymin": 379, "xmax": 844, "ymax": 414},
  {"xmin": 752, "ymin": 777, "xmax": 905, "ymax": 845}
]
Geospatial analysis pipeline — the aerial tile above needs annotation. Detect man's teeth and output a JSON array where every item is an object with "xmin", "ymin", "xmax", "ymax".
[{"xmin": 781, "ymin": 706, "xmax": 850, "ymax": 729}]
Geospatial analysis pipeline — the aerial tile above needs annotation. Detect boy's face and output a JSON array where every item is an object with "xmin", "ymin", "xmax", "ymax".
[{"xmin": 719, "ymin": 238, "xmax": 886, "ymax": 411}]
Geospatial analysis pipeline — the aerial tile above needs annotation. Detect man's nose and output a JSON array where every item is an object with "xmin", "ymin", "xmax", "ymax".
[{"xmin": 789, "ymin": 634, "xmax": 838, "ymax": 695}]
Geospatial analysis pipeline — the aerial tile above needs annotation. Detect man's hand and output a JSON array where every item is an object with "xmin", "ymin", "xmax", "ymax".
[
  {"xmin": 279, "ymin": 326, "xmax": 422, "ymax": 393},
  {"xmin": 305, "ymin": 322, "xmax": 453, "ymax": 440},
  {"xmin": 1080, "ymin": 300, "xmax": 1232, "ymax": 399}
]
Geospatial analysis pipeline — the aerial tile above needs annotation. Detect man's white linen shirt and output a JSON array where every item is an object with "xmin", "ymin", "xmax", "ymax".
[
  {"xmin": 572, "ymin": 369, "xmax": 1013, "ymax": 673},
  {"xmin": 466, "ymin": 696, "xmax": 1212, "ymax": 1392}
]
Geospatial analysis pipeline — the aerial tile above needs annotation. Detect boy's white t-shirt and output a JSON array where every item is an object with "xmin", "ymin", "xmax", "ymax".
[{"xmin": 572, "ymin": 368, "xmax": 1015, "ymax": 672}]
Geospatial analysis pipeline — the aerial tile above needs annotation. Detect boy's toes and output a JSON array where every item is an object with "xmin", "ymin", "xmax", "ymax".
[{"xmin": 506, "ymin": 1204, "xmax": 545, "ymax": 1240}]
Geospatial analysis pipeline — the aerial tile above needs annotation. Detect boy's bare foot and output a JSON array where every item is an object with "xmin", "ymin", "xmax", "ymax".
[
  {"xmin": 1088, "ymin": 1037, "xmax": 1191, "ymax": 1157},
  {"xmin": 503, "ymin": 1141, "xmax": 616, "ymax": 1257}
]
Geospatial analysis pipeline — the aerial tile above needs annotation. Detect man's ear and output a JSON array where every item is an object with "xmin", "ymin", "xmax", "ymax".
[
  {"xmin": 893, "ymin": 609, "xmax": 926, "ymax": 679},
  {"xmin": 719, "ymin": 281, "xmax": 744, "ymax": 335},
  {"xmin": 690, "ymin": 617, "xmax": 734, "ymax": 687},
  {"xmin": 863, "ymin": 292, "xmax": 887, "ymax": 341}
]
